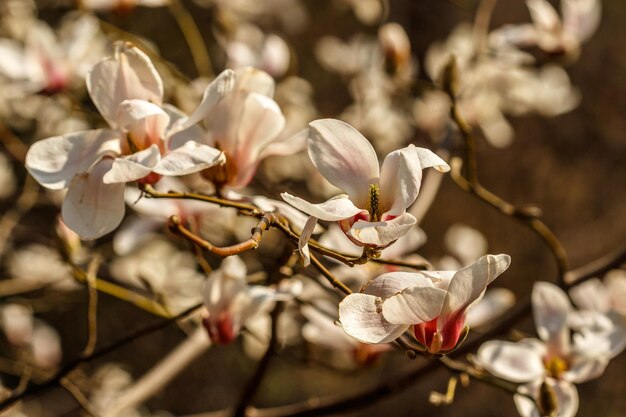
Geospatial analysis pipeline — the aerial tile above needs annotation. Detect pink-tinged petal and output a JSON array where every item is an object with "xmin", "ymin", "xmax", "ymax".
[
  {"xmin": 26, "ymin": 129, "xmax": 121, "ymax": 190},
  {"xmin": 477, "ymin": 340, "xmax": 545, "ymax": 383},
  {"xmin": 298, "ymin": 216, "xmax": 318, "ymax": 267},
  {"xmin": 234, "ymin": 67, "xmax": 275, "ymax": 96},
  {"xmin": 363, "ymin": 271, "xmax": 434, "ymax": 298},
  {"xmin": 442, "ymin": 254, "xmax": 511, "ymax": 317},
  {"xmin": 258, "ymin": 127, "xmax": 308, "ymax": 159},
  {"xmin": 103, "ymin": 145, "xmax": 160, "ymax": 184},
  {"xmin": 86, "ymin": 43, "xmax": 163, "ymax": 127},
  {"xmin": 281, "ymin": 193, "xmax": 364, "ymax": 221},
  {"xmin": 62, "ymin": 159, "xmax": 126, "ymax": 239},
  {"xmin": 339, "ymin": 293, "xmax": 409, "ymax": 344},
  {"xmin": 466, "ymin": 288, "xmax": 516, "ymax": 328},
  {"xmin": 383, "ymin": 285, "xmax": 447, "ymax": 325},
  {"xmin": 203, "ymin": 256, "xmax": 247, "ymax": 315},
  {"xmin": 347, "ymin": 212, "xmax": 416, "ymax": 247},
  {"xmin": 117, "ymin": 99, "xmax": 169, "ymax": 149},
  {"xmin": 532, "ymin": 281, "xmax": 572, "ymax": 355},
  {"xmin": 154, "ymin": 142, "xmax": 225, "ymax": 176},
  {"xmin": 379, "ymin": 145, "xmax": 448, "ymax": 216},
  {"xmin": 563, "ymin": 0, "xmax": 601, "ymax": 43},
  {"xmin": 307, "ymin": 119, "xmax": 379, "ymax": 206},
  {"xmin": 514, "ymin": 379, "xmax": 579, "ymax": 417},
  {"xmin": 182, "ymin": 69, "xmax": 236, "ymax": 129}
]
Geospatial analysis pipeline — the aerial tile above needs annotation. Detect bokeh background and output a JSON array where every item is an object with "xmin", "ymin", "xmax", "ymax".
[{"xmin": 1, "ymin": 0, "xmax": 625, "ymax": 416}]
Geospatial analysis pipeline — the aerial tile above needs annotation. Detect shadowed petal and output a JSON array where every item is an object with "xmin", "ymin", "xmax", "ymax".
[
  {"xmin": 383, "ymin": 285, "xmax": 447, "ymax": 325},
  {"xmin": 347, "ymin": 212, "xmax": 416, "ymax": 247},
  {"xmin": 183, "ymin": 69, "xmax": 236, "ymax": 128},
  {"xmin": 281, "ymin": 193, "xmax": 364, "ymax": 221},
  {"xmin": 533, "ymin": 281, "xmax": 572, "ymax": 355},
  {"xmin": 103, "ymin": 145, "xmax": 160, "ymax": 184},
  {"xmin": 62, "ymin": 158, "xmax": 126, "ymax": 239},
  {"xmin": 477, "ymin": 340, "xmax": 545, "ymax": 383},
  {"xmin": 154, "ymin": 142, "xmax": 225, "ymax": 176},
  {"xmin": 308, "ymin": 119, "xmax": 379, "ymax": 205},
  {"xmin": 339, "ymin": 293, "xmax": 409, "ymax": 344}
]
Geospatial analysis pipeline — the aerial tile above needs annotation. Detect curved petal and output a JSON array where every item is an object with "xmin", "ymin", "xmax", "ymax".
[
  {"xmin": 347, "ymin": 212, "xmax": 416, "ymax": 247},
  {"xmin": 117, "ymin": 99, "xmax": 170, "ymax": 149},
  {"xmin": 183, "ymin": 69, "xmax": 236, "ymax": 128},
  {"xmin": 442, "ymin": 254, "xmax": 511, "ymax": 316},
  {"xmin": 532, "ymin": 281, "xmax": 572, "ymax": 355},
  {"xmin": 103, "ymin": 145, "xmax": 160, "ymax": 184},
  {"xmin": 414, "ymin": 147, "xmax": 450, "ymax": 172},
  {"xmin": 26, "ymin": 129, "xmax": 121, "ymax": 190},
  {"xmin": 234, "ymin": 67, "xmax": 275, "ymax": 96},
  {"xmin": 308, "ymin": 119, "xmax": 379, "ymax": 206},
  {"xmin": 62, "ymin": 158, "xmax": 126, "ymax": 239},
  {"xmin": 569, "ymin": 278, "xmax": 610, "ymax": 313},
  {"xmin": 477, "ymin": 340, "xmax": 545, "ymax": 383},
  {"xmin": 339, "ymin": 293, "xmax": 409, "ymax": 344},
  {"xmin": 379, "ymin": 145, "xmax": 443, "ymax": 216},
  {"xmin": 383, "ymin": 286, "xmax": 447, "ymax": 325},
  {"xmin": 298, "ymin": 216, "xmax": 318, "ymax": 267},
  {"xmin": 281, "ymin": 193, "xmax": 364, "ymax": 221},
  {"xmin": 563, "ymin": 0, "xmax": 601, "ymax": 43},
  {"xmin": 258, "ymin": 127, "xmax": 308, "ymax": 159},
  {"xmin": 86, "ymin": 43, "xmax": 163, "ymax": 127},
  {"xmin": 363, "ymin": 271, "xmax": 434, "ymax": 298},
  {"xmin": 527, "ymin": 0, "xmax": 562, "ymax": 33},
  {"xmin": 154, "ymin": 142, "xmax": 225, "ymax": 176}
]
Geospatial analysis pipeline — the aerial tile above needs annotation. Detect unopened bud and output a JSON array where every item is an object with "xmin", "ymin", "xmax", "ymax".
[{"xmin": 378, "ymin": 23, "xmax": 411, "ymax": 76}]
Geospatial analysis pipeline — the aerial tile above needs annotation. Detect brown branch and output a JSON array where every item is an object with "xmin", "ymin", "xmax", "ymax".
[
  {"xmin": 564, "ymin": 243, "xmax": 626, "ymax": 288},
  {"xmin": 168, "ymin": 214, "xmax": 273, "ymax": 257},
  {"xmin": 309, "ymin": 254, "xmax": 353, "ymax": 296}
]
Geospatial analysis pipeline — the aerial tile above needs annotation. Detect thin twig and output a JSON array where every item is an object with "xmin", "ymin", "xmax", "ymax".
[
  {"xmin": 0, "ymin": 175, "xmax": 39, "ymax": 260},
  {"xmin": 167, "ymin": 0, "xmax": 214, "ymax": 78},
  {"xmin": 564, "ymin": 243, "xmax": 626, "ymax": 288},
  {"xmin": 309, "ymin": 254, "xmax": 353, "ymax": 296},
  {"xmin": 60, "ymin": 377, "xmax": 101, "ymax": 417}
]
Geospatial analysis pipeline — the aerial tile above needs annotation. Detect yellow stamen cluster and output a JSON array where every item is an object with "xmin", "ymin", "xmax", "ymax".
[
  {"xmin": 545, "ymin": 356, "xmax": 568, "ymax": 379},
  {"xmin": 367, "ymin": 184, "xmax": 382, "ymax": 221}
]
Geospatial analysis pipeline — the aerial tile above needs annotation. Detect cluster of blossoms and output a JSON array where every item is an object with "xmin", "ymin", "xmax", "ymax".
[{"xmin": 1, "ymin": 1, "xmax": 622, "ymax": 417}]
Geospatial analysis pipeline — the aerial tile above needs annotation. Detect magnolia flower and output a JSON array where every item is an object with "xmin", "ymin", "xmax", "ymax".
[
  {"xmin": 25, "ymin": 43, "xmax": 230, "ymax": 239},
  {"xmin": 490, "ymin": 0, "xmax": 601, "ymax": 56},
  {"xmin": 339, "ymin": 254, "xmax": 510, "ymax": 353},
  {"xmin": 477, "ymin": 282, "xmax": 612, "ymax": 417},
  {"xmin": 199, "ymin": 67, "xmax": 304, "ymax": 191},
  {"xmin": 282, "ymin": 118, "xmax": 449, "ymax": 265},
  {"xmin": 202, "ymin": 256, "xmax": 278, "ymax": 345}
]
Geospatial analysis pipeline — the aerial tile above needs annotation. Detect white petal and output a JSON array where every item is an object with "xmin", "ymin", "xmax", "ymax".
[
  {"xmin": 564, "ymin": 353, "xmax": 608, "ymax": 383},
  {"xmin": 62, "ymin": 158, "xmax": 126, "ymax": 239},
  {"xmin": 444, "ymin": 223, "xmax": 488, "ymax": 266},
  {"xmin": 307, "ymin": 119, "xmax": 379, "ymax": 206},
  {"xmin": 116, "ymin": 100, "xmax": 170, "ymax": 148},
  {"xmin": 103, "ymin": 145, "xmax": 160, "ymax": 184},
  {"xmin": 532, "ymin": 281, "xmax": 572, "ymax": 354},
  {"xmin": 442, "ymin": 254, "xmax": 511, "ymax": 316},
  {"xmin": 258, "ymin": 127, "xmax": 308, "ymax": 159},
  {"xmin": 26, "ymin": 129, "xmax": 120, "ymax": 190},
  {"xmin": 154, "ymin": 142, "xmax": 225, "ymax": 176},
  {"xmin": 298, "ymin": 216, "xmax": 318, "ymax": 267},
  {"xmin": 86, "ymin": 43, "xmax": 163, "ymax": 127},
  {"xmin": 339, "ymin": 293, "xmax": 409, "ymax": 344},
  {"xmin": 183, "ymin": 69, "xmax": 236, "ymax": 128},
  {"xmin": 379, "ymin": 145, "xmax": 424, "ymax": 216},
  {"xmin": 477, "ymin": 340, "xmax": 545, "ymax": 383},
  {"xmin": 466, "ymin": 288, "xmax": 516, "ymax": 328},
  {"xmin": 569, "ymin": 278, "xmax": 610, "ymax": 313},
  {"xmin": 234, "ymin": 67, "xmax": 275, "ymax": 96},
  {"xmin": 113, "ymin": 216, "xmax": 163, "ymax": 255},
  {"xmin": 363, "ymin": 271, "xmax": 434, "ymax": 298},
  {"xmin": 281, "ymin": 193, "xmax": 364, "ymax": 221},
  {"xmin": 383, "ymin": 285, "xmax": 447, "ymax": 325},
  {"xmin": 347, "ymin": 212, "xmax": 416, "ymax": 247},
  {"xmin": 414, "ymin": 147, "xmax": 450, "ymax": 172},
  {"xmin": 204, "ymin": 256, "xmax": 247, "ymax": 314},
  {"xmin": 527, "ymin": 0, "xmax": 562, "ymax": 33},
  {"xmin": 563, "ymin": 0, "xmax": 601, "ymax": 42}
]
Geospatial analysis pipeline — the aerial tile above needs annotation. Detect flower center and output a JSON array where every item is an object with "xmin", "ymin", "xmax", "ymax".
[
  {"xmin": 544, "ymin": 356, "xmax": 568, "ymax": 378},
  {"xmin": 366, "ymin": 184, "xmax": 383, "ymax": 221}
]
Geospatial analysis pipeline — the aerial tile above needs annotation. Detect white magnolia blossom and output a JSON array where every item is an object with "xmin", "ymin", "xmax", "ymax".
[
  {"xmin": 477, "ymin": 282, "xmax": 613, "ymax": 417},
  {"xmin": 569, "ymin": 270, "xmax": 626, "ymax": 359},
  {"xmin": 339, "ymin": 254, "xmax": 511, "ymax": 353},
  {"xmin": 25, "ymin": 43, "xmax": 231, "ymax": 239},
  {"xmin": 490, "ymin": 0, "xmax": 601, "ymax": 56},
  {"xmin": 199, "ymin": 67, "xmax": 305, "ymax": 190},
  {"xmin": 282, "ymin": 118, "xmax": 449, "ymax": 265},
  {"xmin": 202, "ymin": 256, "xmax": 280, "ymax": 345}
]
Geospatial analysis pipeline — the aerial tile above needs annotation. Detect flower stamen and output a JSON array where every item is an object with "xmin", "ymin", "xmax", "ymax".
[{"xmin": 367, "ymin": 184, "xmax": 382, "ymax": 221}]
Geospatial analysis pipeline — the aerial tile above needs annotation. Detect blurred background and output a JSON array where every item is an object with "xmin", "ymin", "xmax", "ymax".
[{"xmin": 0, "ymin": 0, "xmax": 625, "ymax": 416}]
